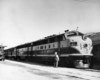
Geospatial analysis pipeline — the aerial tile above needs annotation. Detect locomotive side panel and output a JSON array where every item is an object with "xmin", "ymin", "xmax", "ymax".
[{"xmin": 31, "ymin": 42, "xmax": 59, "ymax": 62}]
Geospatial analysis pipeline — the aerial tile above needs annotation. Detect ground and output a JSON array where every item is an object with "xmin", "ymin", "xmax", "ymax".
[{"xmin": 0, "ymin": 60, "xmax": 100, "ymax": 80}]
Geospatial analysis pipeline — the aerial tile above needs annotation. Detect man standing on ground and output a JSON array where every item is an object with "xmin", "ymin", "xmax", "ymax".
[{"xmin": 54, "ymin": 52, "xmax": 59, "ymax": 67}]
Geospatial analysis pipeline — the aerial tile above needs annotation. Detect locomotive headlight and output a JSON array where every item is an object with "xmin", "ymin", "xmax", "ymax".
[
  {"xmin": 83, "ymin": 44, "xmax": 88, "ymax": 48},
  {"xmin": 83, "ymin": 43, "xmax": 88, "ymax": 54}
]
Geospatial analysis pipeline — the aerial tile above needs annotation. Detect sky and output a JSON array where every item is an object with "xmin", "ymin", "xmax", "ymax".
[{"xmin": 0, "ymin": 0, "xmax": 100, "ymax": 48}]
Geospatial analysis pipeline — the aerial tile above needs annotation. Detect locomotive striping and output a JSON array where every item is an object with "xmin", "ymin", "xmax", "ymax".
[{"xmin": 31, "ymin": 54, "xmax": 92, "ymax": 57}]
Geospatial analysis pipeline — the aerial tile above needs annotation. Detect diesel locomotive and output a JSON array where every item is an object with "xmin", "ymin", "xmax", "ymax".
[{"xmin": 5, "ymin": 30, "xmax": 93, "ymax": 68}]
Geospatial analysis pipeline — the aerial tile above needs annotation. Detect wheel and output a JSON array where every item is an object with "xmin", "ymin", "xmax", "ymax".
[{"xmin": 74, "ymin": 60, "xmax": 90, "ymax": 68}]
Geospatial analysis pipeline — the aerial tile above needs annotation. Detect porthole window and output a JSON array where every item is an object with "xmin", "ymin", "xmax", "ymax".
[
  {"xmin": 45, "ymin": 46, "xmax": 46, "ymax": 49},
  {"xmin": 49, "ymin": 45, "xmax": 50, "ymax": 48},
  {"xmin": 40, "ymin": 46, "xmax": 43, "ymax": 49},
  {"xmin": 36, "ymin": 46, "xmax": 39, "ymax": 50},
  {"xmin": 53, "ymin": 44, "xmax": 55, "ymax": 47}
]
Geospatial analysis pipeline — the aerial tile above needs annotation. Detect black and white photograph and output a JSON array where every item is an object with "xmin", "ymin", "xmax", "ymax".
[{"xmin": 0, "ymin": 0, "xmax": 100, "ymax": 80}]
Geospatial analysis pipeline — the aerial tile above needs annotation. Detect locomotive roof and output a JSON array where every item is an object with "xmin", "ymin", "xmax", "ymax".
[
  {"xmin": 32, "ymin": 30, "xmax": 83, "ymax": 42},
  {"xmin": 15, "ymin": 30, "xmax": 83, "ymax": 47},
  {"xmin": 5, "ymin": 30, "xmax": 84, "ymax": 50},
  {"xmin": 12, "ymin": 33, "xmax": 64, "ymax": 49}
]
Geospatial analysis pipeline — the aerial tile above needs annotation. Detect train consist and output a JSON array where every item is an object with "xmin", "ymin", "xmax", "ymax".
[
  {"xmin": 0, "ymin": 45, "xmax": 5, "ymax": 61},
  {"xmin": 4, "ymin": 30, "xmax": 93, "ymax": 68}
]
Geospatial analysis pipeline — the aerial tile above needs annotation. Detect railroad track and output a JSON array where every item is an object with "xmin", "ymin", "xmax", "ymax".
[{"xmin": 79, "ymin": 68, "xmax": 100, "ymax": 73}]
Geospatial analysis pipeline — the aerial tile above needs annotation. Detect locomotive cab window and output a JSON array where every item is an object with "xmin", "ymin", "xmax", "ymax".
[
  {"xmin": 67, "ymin": 32, "xmax": 77, "ymax": 37},
  {"xmin": 70, "ymin": 42, "xmax": 77, "ymax": 46},
  {"xmin": 67, "ymin": 31, "xmax": 83, "ymax": 37}
]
